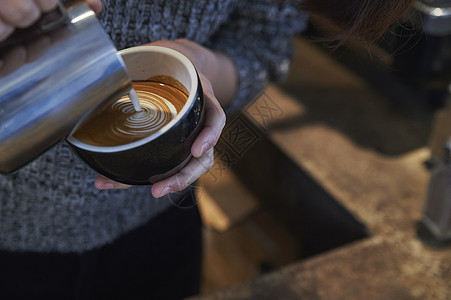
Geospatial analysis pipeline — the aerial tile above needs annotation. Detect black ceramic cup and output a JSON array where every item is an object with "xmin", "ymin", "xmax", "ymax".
[{"xmin": 67, "ymin": 46, "xmax": 205, "ymax": 185}]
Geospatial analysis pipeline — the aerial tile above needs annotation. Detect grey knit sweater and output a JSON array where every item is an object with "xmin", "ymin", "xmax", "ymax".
[{"xmin": 0, "ymin": 0, "xmax": 307, "ymax": 253}]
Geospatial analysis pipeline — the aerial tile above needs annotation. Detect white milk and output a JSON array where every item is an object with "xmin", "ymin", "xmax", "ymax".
[{"xmin": 129, "ymin": 88, "xmax": 142, "ymax": 111}]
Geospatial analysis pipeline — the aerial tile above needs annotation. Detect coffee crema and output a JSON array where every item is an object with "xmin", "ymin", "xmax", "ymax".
[{"xmin": 73, "ymin": 79, "xmax": 188, "ymax": 146}]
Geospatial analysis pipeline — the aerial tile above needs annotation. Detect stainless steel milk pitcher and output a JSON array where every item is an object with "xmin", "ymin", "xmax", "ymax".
[{"xmin": 0, "ymin": 0, "xmax": 131, "ymax": 174}]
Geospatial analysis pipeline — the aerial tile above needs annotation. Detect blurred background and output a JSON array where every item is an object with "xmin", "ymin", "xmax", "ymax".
[{"xmin": 194, "ymin": 1, "xmax": 451, "ymax": 299}]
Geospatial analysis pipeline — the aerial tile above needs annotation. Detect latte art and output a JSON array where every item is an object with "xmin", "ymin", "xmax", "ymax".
[
  {"xmin": 110, "ymin": 92, "xmax": 176, "ymax": 138},
  {"xmin": 73, "ymin": 80, "xmax": 188, "ymax": 146}
]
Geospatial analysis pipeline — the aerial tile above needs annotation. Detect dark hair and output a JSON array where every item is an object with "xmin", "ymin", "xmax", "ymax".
[{"xmin": 297, "ymin": 0, "xmax": 414, "ymax": 42}]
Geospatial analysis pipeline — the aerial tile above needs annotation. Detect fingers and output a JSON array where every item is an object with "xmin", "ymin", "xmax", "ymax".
[
  {"xmin": 0, "ymin": 0, "xmax": 40, "ymax": 28},
  {"xmin": 151, "ymin": 148, "xmax": 215, "ymax": 198},
  {"xmin": 191, "ymin": 73, "xmax": 226, "ymax": 158},
  {"xmin": 34, "ymin": 0, "xmax": 58, "ymax": 12},
  {"xmin": 95, "ymin": 175, "xmax": 132, "ymax": 190},
  {"xmin": 0, "ymin": 0, "xmax": 60, "ymax": 42},
  {"xmin": 148, "ymin": 69, "xmax": 225, "ymax": 198},
  {"xmin": 85, "ymin": 0, "xmax": 103, "ymax": 13}
]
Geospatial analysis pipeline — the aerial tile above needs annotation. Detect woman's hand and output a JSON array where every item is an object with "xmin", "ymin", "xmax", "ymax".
[
  {"xmin": 95, "ymin": 39, "xmax": 236, "ymax": 198},
  {"xmin": 0, "ymin": 0, "xmax": 103, "ymax": 42},
  {"xmin": 95, "ymin": 71, "xmax": 226, "ymax": 198}
]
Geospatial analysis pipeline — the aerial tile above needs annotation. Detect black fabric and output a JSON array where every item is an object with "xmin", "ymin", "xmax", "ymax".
[{"xmin": 0, "ymin": 198, "xmax": 203, "ymax": 300}]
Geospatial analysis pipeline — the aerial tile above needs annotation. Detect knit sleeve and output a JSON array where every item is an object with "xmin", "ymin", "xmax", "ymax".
[{"xmin": 206, "ymin": 0, "xmax": 308, "ymax": 112}]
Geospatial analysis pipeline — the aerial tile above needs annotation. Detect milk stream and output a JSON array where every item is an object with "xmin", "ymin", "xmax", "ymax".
[{"xmin": 129, "ymin": 88, "xmax": 141, "ymax": 111}]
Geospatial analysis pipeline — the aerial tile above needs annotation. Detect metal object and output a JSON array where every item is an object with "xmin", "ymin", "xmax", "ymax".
[
  {"xmin": 385, "ymin": 0, "xmax": 451, "ymax": 107},
  {"xmin": 0, "ymin": 1, "xmax": 131, "ymax": 174},
  {"xmin": 417, "ymin": 136, "xmax": 451, "ymax": 248},
  {"xmin": 412, "ymin": 0, "xmax": 451, "ymax": 36}
]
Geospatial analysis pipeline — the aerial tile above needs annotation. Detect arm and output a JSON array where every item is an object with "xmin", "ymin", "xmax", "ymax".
[
  {"xmin": 148, "ymin": 1, "xmax": 308, "ymax": 112},
  {"xmin": 206, "ymin": 0, "xmax": 309, "ymax": 112}
]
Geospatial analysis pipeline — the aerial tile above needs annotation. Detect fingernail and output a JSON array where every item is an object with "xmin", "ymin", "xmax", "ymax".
[
  {"xmin": 101, "ymin": 183, "xmax": 114, "ymax": 190},
  {"xmin": 159, "ymin": 186, "xmax": 172, "ymax": 198},
  {"xmin": 200, "ymin": 143, "xmax": 210, "ymax": 156}
]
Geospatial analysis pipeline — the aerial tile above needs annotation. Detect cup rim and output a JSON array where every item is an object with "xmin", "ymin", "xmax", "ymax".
[{"xmin": 67, "ymin": 45, "xmax": 199, "ymax": 153}]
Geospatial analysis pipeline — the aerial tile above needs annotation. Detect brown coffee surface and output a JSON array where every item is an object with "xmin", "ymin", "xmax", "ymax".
[{"xmin": 73, "ymin": 80, "xmax": 188, "ymax": 146}]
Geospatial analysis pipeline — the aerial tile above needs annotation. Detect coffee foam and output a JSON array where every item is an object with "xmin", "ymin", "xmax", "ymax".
[{"xmin": 73, "ymin": 81, "xmax": 187, "ymax": 147}]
